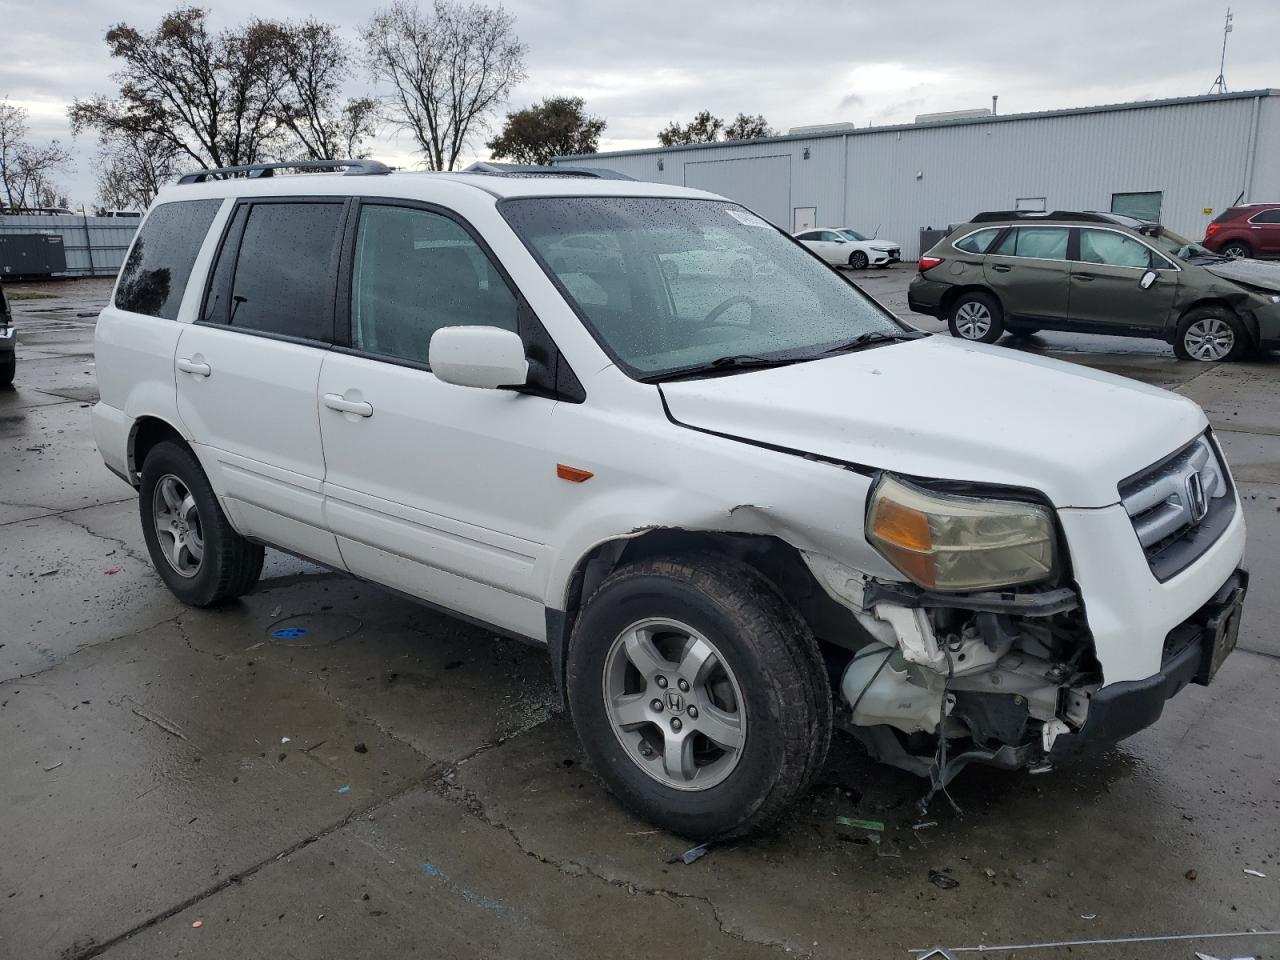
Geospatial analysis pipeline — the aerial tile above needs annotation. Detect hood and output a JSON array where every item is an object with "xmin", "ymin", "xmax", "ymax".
[
  {"xmin": 1202, "ymin": 257, "xmax": 1280, "ymax": 294},
  {"xmin": 870, "ymin": 241, "xmax": 900, "ymax": 250},
  {"xmin": 660, "ymin": 337, "xmax": 1207, "ymax": 508}
]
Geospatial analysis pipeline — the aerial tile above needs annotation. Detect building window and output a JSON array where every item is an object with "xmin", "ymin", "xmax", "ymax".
[
  {"xmin": 1111, "ymin": 191, "xmax": 1163, "ymax": 222},
  {"xmin": 1015, "ymin": 197, "xmax": 1046, "ymax": 212}
]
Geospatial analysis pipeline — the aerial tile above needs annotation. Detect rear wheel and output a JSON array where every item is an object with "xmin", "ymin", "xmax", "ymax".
[
  {"xmin": 849, "ymin": 250, "xmax": 869, "ymax": 270},
  {"xmin": 0, "ymin": 352, "xmax": 14, "ymax": 388},
  {"xmin": 1220, "ymin": 240, "xmax": 1251, "ymax": 259},
  {"xmin": 139, "ymin": 441, "xmax": 264, "ymax": 606},
  {"xmin": 1173, "ymin": 307, "xmax": 1248, "ymax": 362},
  {"xmin": 566, "ymin": 555, "xmax": 831, "ymax": 839},
  {"xmin": 948, "ymin": 291, "xmax": 1005, "ymax": 343}
]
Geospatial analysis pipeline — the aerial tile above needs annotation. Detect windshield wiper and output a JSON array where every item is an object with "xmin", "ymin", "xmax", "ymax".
[
  {"xmin": 820, "ymin": 330, "xmax": 920, "ymax": 354},
  {"xmin": 647, "ymin": 353, "xmax": 804, "ymax": 382}
]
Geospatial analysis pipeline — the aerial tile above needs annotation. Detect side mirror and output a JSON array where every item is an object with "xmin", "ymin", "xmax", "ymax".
[
  {"xmin": 429, "ymin": 326, "xmax": 528, "ymax": 390},
  {"xmin": 1139, "ymin": 270, "xmax": 1158, "ymax": 290}
]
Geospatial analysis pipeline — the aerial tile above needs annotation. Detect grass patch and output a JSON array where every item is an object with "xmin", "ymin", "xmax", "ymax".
[{"xmin": 5, "ymin": 290, "xmax": 58, "ymax": 301}]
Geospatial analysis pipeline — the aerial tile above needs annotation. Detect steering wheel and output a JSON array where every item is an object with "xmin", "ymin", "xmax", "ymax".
[{"xmin": 700, "ymin": 294, "xmax": 759, "ymax": 326}]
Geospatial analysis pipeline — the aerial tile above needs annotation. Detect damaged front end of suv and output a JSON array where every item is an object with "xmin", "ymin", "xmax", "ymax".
[{"xmin": 804, "ymin": 464, "xmax": 1244, "ymax": 801}]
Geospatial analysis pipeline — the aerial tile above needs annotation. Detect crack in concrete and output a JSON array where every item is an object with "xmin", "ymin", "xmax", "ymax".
[
  {"xmin": 64, "ymin": 771, "xmax": 441, "ymax": 960},
  {"xmin": 427, "ymin": 771, "xmax": 810, "ymax": 958},
  {"xmin": 49, "ymin": 508, "xmax": 152, "ymax": 565},
  {"xmin": 0, "ymin": 613, "xmax": 184, "ymax": 688},
  {"xmin": 0, "ymin": 495, "xmax": 136, "ymax": 529}
]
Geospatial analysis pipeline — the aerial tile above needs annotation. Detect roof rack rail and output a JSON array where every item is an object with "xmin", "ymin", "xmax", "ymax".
[
  {"xmin": 463, "ymin": 161, "xmax": 635, "ymax": 181},
  {"xmin": 969, "ymin": 209, "xmax": 1118, "ymax": 224},
  {"xmin": 177, "ymin": 159, "xmax": 392, "ymax": 185}
]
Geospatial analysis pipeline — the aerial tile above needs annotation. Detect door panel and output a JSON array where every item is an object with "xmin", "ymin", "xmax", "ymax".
[
  {"xmin": 1069, "ymin": 228, "xmax": 1177, "ymax": 332},
  {"xmin": 983, "ymin": 227, "xmax": 1071, "ymax": 320},
  {"xmin": 317, "ymin": 352, "xmax": 553, "ymax": 638},
  {"xmin": 175, "ymin": 325, "xmax": 345, "ymax": 567},
  {"xmin": 1249, "ymin": 212, "xmax": 1280, "ymax": 255}
]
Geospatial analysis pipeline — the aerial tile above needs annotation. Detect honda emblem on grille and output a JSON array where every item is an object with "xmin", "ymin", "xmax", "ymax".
[{"xmin": 1186, "ymin": 471, "xmax": 1208, "ymax": 523}]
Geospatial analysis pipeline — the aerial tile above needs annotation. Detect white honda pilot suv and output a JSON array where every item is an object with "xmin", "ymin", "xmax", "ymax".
[{"xmin": 94, "ymin": 160, "xmax": 1248, "ymax": 838}]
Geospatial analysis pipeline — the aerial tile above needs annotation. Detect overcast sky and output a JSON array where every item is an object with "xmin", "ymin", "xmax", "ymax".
[{"xmin": 1, "ymin": 0, "xmax": 1276, "ymax": 208}]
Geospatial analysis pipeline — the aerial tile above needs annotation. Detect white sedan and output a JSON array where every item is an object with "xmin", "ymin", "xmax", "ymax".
[{"xmin": 793, "ymin": 228, "xmax": 902, "ymax": 269}]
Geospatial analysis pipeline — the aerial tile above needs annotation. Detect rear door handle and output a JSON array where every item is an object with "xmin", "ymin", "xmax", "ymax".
[
  {"xmin": 1073, "ymin": 274, "xmax": 1095, "ymax": 282},
  {"xmin": 176, "ymin": 358, "xmax": 211, "ymax": 377},
  {"xmin": 991, "ymin": 264, "xmax": 1012, "ymax": 273},
  {"xmin": 323, "ymin": 393, "xmax": 373, "ymax": 418}
]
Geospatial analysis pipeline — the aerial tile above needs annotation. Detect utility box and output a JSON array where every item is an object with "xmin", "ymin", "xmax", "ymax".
[{"xmin": 0, "ymin": 234, "xmax": 67, "ymax": 277}]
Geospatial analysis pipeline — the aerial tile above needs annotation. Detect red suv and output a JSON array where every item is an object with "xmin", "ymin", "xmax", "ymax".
[{"xmin": 1202, "ymin": 203, "xmax": 1280, "ymax": 259}]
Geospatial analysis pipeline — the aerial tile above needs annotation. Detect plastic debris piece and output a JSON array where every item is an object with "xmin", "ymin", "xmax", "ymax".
[
  {"xmin": 271, "ymin": 626, "xmax": 309, "ymax": 639},
  {"xmin": 104, "ymin": 567, "xmax": 121, "ymax": 575},
  {"xmin": 1081, "ymin": 914, "xmax": 1097, "ymax": 920},
  {"xmin": 191, "ymin": 920, "xmax": 203, "ymax": 929},
  {"xmin": 336, "ymin": 784, "xmax": 351, "ymax": 794},
  {"xmin": 43, "ymin": 761, "xmax": 64, "ymax": 772},
  {"xmin": 1243, "ymin": 868, "xmax": 1266, "ymax": 878},
  {"xmin": 38, "ymin": 569, "xmax": 59, "ymax": 577},
  {"xmin": 984, "ymin": 868, "xmax": 997, "ymax": 879},
  {"xmin": 281, "ymin": 737, "xmax": 290, "ymax": 744},
  {"xmin": 835, "ymin": 816, "xmax": 885, "ymax": 831},
  {"xmin": 928, "ymin": 869, "xmax": 960, "ymax": 890},
  {"xmin": 270, "ymin": 606, "xmax": 282, "ymax": 617},
  {"xmin": 666, "ymin": 843, "xmax": 710, "ymax": 865},
  {"xmin": 913, "ymin": 821, "xmax": 939, "ymax": 830}
]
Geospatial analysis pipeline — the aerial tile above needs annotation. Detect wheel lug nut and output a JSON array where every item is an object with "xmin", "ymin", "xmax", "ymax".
[
  {"xmin": 639, "ymin": 742, "xmax": 654, "ymax": 758},
  {"xmin": 677, "ymin": 679, "xmax": 689, "ymax": 692},
  {"xmin": 650, "ymin": 698, "xmax": 663, "ymax": 712},
  {"xmin": 655, "ymin": 676, "xmax": 668, "ymax": 689},
  {"xmin": 687, "ymin": 705, "xmax": 698, "ymax": 719},
  {"xmin": 670, "ymin": 717, "xmax": 682, "ymax": 732}
]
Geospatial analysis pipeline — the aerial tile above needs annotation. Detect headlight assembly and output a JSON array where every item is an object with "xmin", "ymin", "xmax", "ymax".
[{"xmin": 867, "ymin": 476, "xmax": 1056, "ymax": 592}]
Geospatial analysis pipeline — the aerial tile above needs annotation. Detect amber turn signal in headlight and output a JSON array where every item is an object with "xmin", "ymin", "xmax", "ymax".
[{"xmin": 867, "ymin": 476, "xmax": 1056, "ymax": 592}]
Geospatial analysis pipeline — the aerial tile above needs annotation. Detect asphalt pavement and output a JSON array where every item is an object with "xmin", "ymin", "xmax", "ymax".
[{"xmin": 1, "ymin": 274, "xmax": 1277, "ymax": 960}]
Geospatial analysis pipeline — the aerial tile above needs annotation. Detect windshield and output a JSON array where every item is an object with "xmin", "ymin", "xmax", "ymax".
[
  {"xmin": 1146, "ymin": 226, "xmax": 1219, "ymax": 262},
  {"xmin": 500, "ymin": 197, "xmax": 903, "ymax": 379},
  {"xmin": 838, "ymin": 229, "xmax": 869, "ymax": 241}
]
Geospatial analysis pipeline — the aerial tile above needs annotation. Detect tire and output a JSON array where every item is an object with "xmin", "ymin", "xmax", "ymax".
[
  {"xmin": 566, "ymin": 555, "xmax": 832, "ymax": 839},
  {"xmin": 0, "ymin": 352, "xmax": 14, "ymax": 388},
  {"xmin": 849, "ymin": 250, "xmax": 869, "ymax": 270},
  {"xmin": 139, "ymin": 441, "xmax": 264, "ymax": 606},
  {"xmin": 1220, "ymin": 241, "xmax": 1251, "ymax": 259},
  {"xmin": 947, "ymin": 291, "xmax": 1005, "ymax": 343},
  {"xmin": 1173, "ymin": 307, "xmax": 1249, "ymax": 363}
]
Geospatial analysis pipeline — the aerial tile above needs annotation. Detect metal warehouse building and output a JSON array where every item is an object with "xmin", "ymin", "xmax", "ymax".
[{"xmin": 554, "ymin": 89, "xmax": 1280, "ymax": 259}]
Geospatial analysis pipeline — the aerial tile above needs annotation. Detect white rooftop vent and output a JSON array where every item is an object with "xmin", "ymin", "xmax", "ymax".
[
  {"xmin": 914, "ymin": 108, "xmax": 993, "ymax": 124},
  {"xmin": 787, "ymin": 121, "xmax": 859, "ymax": 135}
]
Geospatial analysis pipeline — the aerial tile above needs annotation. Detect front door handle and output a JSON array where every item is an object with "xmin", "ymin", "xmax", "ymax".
[
  {"xmin": 1073, "ymin": 274, "xmax": 1096, "ymax": 282},
  {"xmin": 176, "ymin": 358, "xmax": 211, "ymax": 377},
  {"xmin": 991, "ymin": 264, "xmax": 1012, "ymax": 273},
  {"xmin": 323, "ymin": 393, "xmax": 373, "ymax": 418}
]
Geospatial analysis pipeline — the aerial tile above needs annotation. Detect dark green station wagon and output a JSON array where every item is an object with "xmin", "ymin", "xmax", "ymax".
[{"xmin": 909, "ymin": 210, "xmax": 1280, "ymax": 362}]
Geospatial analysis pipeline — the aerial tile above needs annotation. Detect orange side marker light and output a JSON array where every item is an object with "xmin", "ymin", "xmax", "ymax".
[{"xmin": 557, "ymin": 464, "xmax": 593, "ymax": 483}]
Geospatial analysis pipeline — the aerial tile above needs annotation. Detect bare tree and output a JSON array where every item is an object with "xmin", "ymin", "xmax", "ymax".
[
  {"xmin": 0, "ymin": 100, "xmax": 73, "ymax": 211},
  {"xmin": 95, "ymin": 134, "xmax": 182, "ymax": 210},
  {"xmin": 70, "ymin": 7, "xmax": 375, "ymax": 176},
  {"xmin": 363, "ymin": 0, "xmax": 527, "ymax": 171},
  {"xmin": 658, "ymin": 110, "xmax": 725, "ymax": 146},
  {"xmin": 723, "ymin": 113, "xmax": 775, "ymax": 141},
  {"xmin": 269, "ymin": 18, "xmax": 379, "ymax": 160}
]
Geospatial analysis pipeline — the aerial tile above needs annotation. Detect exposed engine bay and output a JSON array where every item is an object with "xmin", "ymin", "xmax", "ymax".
[{"xmin": 805, "ymin": 554, "xmax": 1101, "ymax": 798}]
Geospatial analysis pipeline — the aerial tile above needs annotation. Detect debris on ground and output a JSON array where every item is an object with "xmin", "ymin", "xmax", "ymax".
[
  {"xmin": 336, "ymin": 785, "xmax": 351, "ymax": 794},
  {"xmin": 191, "ymin": 920, "xmax": 203, "ymax": 929},
  {"xmin": 280, "ymin": 737, "xmax": 291, "ymax": 744},
  {"xmin": 667, "ymin": 843, "xmax": 710, "ymax": 865},
  {"xmin": 928, "ymin": 869, "xmax": 960, "ymax": 890},
  {"xmin": 104, "ymin": 567, "xmax": 121, "ymax": 575},
  {"xmin": 38, "ymin": 569, "xmax": 59, "ymax": 577},
  {"xmin": 1080, "ymin": 913, "xmax": 1097, "ymax": 920},
  {"xmin": 354, "ymin": 742, "xmax": 368, "ymax": 754},
  {"xmin": 984, "ymin": 868, "xmax": 997, "ymax": 880},
  {"xmin": 1242, "ymin": 868, "xmax": 1266, "ymax": 878},
  {"xmin": 43, "ymin": 761, "xmax": 63, "ymax": 772},
  {"xmin": 1185, "ymin": 868, "xmax": 1198, "ymax": 881},
  {"xmin": 835, "ymin": 816, "xmax": 885, "ymax": 832},
  {"xmin": 270, "ymin": 606, "xmax": 282, "ymax": 617}
]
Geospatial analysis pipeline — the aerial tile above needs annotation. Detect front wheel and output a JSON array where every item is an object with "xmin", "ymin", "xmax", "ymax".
[
  {"xmin": 948, "ymin": 291, "xmax": 1005, "ymax": 343},
  {"xmin": 1173, "ymin": 307, "xmax": 1248, "ymax": 362},
  {"xmin": 849, "ymin": 250, "xmax": 869, "ymax": 270},
  {"xmin": 139, "ymin": 441, "xmax": 264, "ymax": 606},
  {"xmin": 566, "ymin": 556, "xmax": 831, "ymax": 839}
]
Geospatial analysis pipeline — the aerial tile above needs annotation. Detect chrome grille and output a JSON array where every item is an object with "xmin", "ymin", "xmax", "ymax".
[{"xmin": 1120, "ymin": 434, "xmax": 1233, "ymax": 578}]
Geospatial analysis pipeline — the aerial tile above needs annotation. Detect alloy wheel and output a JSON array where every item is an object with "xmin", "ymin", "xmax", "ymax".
[
  {"xmin": 152, "ymin": 473, "xmax": 205, "ymax": 577},
  {"xmin": 602, "ymin": 618, "xmax": 747, "ymax": 791},
  {"xmin": 954, "ymin": 301, "xmax": 992, "ymax": 339},
  {"xmin": 1183, "ymin": 317, "xmax": 1235, "ymax": 361}
]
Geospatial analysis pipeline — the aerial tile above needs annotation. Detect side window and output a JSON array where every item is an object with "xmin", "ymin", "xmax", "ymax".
[
  {"xmin": 819, "ymin": 231, "xmax": 841, "ymax": 242},
  {"xmin": 1251, "ymin": 209, "xmax": 1280, "ymax": 224},
  {"xmin": 994, "ymin": 227, "xmax": 1068, "ymax": 260},
  {"xmin": 351, "ymin": 204, "xmax": 518, "ymax": 363},
  {"xmin": 115, "ymin": 199, "xmax": 221, "ymax": 319},
  {"xmin": 1079, "ymin": 230, "xmax": 1153, "ymax": 269},
  {"xmin": 206, "ymin": 201, "xmax": 346, "ymax": 340},
  {"xmin": 954, "ymin": 227, "xmax": 1002, "ymax": 254}
]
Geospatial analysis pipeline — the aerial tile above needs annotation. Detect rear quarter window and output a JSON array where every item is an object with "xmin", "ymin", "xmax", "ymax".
[
  {"xmin": 115, "ymin": 200, "xmax": 221, "ymax": 319},
  {"xmin": 953, "ymin": 227, "xmax": 1002, "ymax": 254}
]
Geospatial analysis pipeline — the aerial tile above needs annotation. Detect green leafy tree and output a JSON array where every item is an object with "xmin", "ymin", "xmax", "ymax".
[{"xmin": 486, "ymin": 96, "xmax": 605, "ymax": 164}]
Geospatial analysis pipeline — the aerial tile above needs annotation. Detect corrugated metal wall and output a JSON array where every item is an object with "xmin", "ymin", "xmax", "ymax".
[
  {"xmin": 0, "ymin": 215, "xmax": 139, "ymax": 277},
  {"xmin": 558, "ymin": 92, "xmax": 1278, "ymax": 258}
]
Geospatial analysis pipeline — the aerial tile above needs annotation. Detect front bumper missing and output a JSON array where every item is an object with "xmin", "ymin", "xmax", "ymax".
[{"xmin": 1049, "ymin": 569, "xmax": 1247, "ymax": 760}]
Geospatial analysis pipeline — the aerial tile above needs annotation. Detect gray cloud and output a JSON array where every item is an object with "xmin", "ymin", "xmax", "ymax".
[{"xmin": 1, "ymin": 0, "xmax": 1276, "ymax": 207}]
